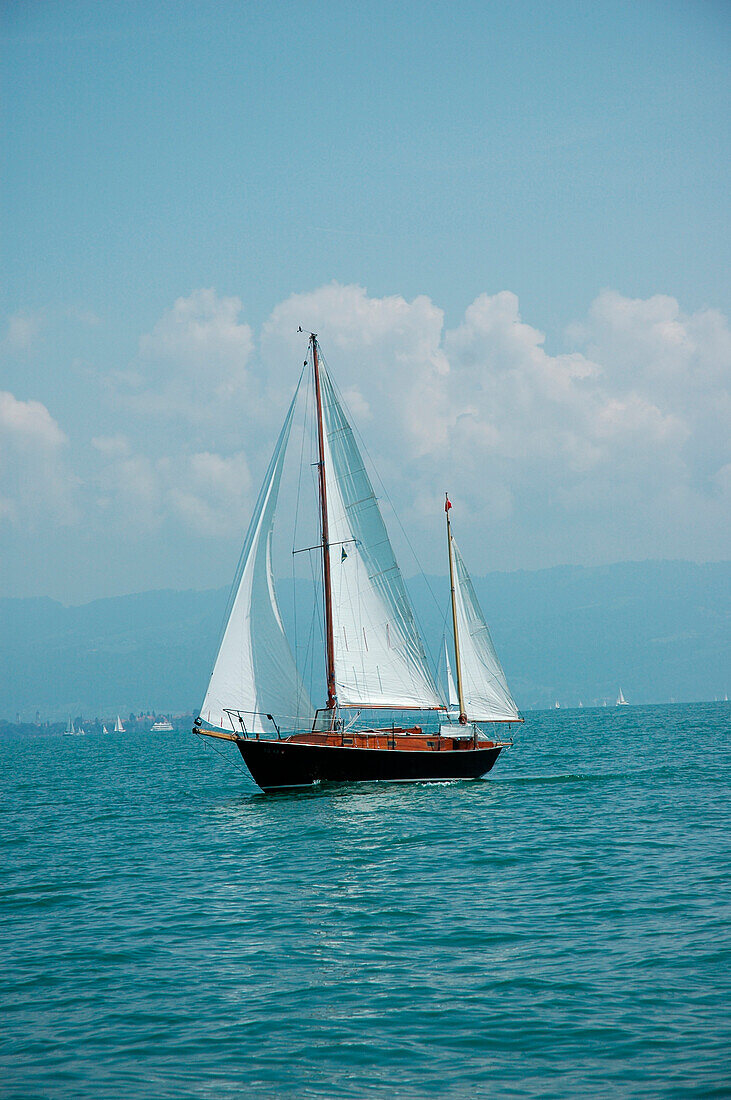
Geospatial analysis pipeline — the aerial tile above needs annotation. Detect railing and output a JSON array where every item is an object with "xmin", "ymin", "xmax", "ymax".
[
  {"xmin": 194, "ymin": 709, "xmax": 315, "ymax": 741},
  {"xmin": 194, "ymin": 709, "xmax": 515, "ymax": 749}
]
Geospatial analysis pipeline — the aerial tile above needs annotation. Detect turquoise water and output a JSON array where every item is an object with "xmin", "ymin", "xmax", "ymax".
[{"xmin": 2, "ymin": 703, "xmax": 729, "ymax": 1098}]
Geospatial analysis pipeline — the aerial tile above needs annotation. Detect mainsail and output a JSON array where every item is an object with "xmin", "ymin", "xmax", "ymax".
[
  {"xmin": 201, "ymin": 385, "xmax": 314, "ymax": 733},
  {"xmin": 450, "ymin": 537, "xmax": 520, "ymax": 722},
  {"xmin": 318, "ymin": 366, "xmax": 444, "ymax": 710}
]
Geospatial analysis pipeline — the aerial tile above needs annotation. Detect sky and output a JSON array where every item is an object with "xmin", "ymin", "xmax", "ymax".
[{"xmin": 1, "ymin": 0, "xmax": 730, "ymax": 603}]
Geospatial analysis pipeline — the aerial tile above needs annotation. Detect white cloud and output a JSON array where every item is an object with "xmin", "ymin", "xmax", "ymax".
[
  {"xmin": 0, "ymin": 391, "xmax": 76, "ymax": 526},
  {"xmin": 4, "ymin": 312, "xmax": 44, "ymax": 352},
  {"xmin": 122, "ymin": 289, "xmax": 257, "ymax": 428},
  {"xmin": 4, "ymin": 305, "xmax": 100, "ymax": 354},
  {"xmin": 94, "ymin": 447, "xmax": 252, "ymax": 534},
  {"xmin": 261, "ymin": 282, "xmax": 450, "ymax": 464},
  {"xmin": 260, "ymin": 283, "xmax": 731, "ymax": 566},
  {"xmin": 0, "ymin": 391, "xmax": 67, "ymax": 447},
  {"xmin": 8, "ymin": 285, "xmax": 728, "ymax": 572},
  {"xmin": 573, "ymin": 289, "xmax": 731, "ymax": 486},
  {"xmin": 91, "ymin": 434, "xmax": 131, "ymax": 457}
]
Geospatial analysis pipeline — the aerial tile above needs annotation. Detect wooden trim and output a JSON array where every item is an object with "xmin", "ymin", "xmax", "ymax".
[{"xmin": 194, "ymin": 728, "xmax": 242, "ymax": 743}]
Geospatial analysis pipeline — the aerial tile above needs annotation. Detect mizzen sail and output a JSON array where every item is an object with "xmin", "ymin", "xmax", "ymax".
[{"xmin": 450, "ymin": 537, "xmax": 520, "ymax": 722}]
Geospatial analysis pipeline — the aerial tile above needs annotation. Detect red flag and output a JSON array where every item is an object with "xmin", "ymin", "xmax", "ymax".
[{"xmin": 445, "ymin": 496, "xmax": 452, "ymax": 512}]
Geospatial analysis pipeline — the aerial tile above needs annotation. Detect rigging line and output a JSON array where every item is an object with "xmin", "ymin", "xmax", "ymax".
[
  {"xmin": 293, "ymin": 538, "xmax": 355, "ymax": 555},
  {"xmin": 193, "ymin": 730, "xmax": 251, "ymax": 779},
  {"xmin": 317, "ymin": 349, "xmax": 445, "ymax": 684}
]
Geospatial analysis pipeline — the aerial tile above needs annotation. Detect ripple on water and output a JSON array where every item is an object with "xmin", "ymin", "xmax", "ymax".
[{"xmin": 1, "ymin": 702, "xmax": 729, "ymax": 1098}]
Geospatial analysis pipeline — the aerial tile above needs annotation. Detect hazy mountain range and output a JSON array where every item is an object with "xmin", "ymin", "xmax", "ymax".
[{"xmin": 2, "ymin": 560, "xmax": 728, "ymax": 721}]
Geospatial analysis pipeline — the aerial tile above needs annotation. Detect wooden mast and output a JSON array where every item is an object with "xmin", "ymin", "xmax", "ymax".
[
  {"xmin": 445, "ymin": 494, "xmax": 468, "ymax": 726},
  {"xmin": 312, "ymin": 334, "xmax": 337, "ymax": 720}
]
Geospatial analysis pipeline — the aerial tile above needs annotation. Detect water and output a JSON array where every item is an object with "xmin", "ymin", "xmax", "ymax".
[{"xmin": 2, "ymin": 703, "xmax": 729, "ymax": 1098}]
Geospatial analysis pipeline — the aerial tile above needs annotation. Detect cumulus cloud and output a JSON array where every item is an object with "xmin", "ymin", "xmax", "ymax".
[
  {"xmin": 261, "ymin": 282, "xmax": 450, "ymax": 463},
  {"xmin": 260, "ymin": 283, "xmax": 731, "ymax": 565},
  {"xmin": 0, "ymin": 391, "xmax": 76, "ymax": 526},
  {"xmin": 94, "ymin": 447, "xmax": 252, "ymax": 533},
  {"xmin": 5, "ymin": 285, "xmax": 728, "ymax": 571},
  {"xmin": 119, "ymin": 289, "xmax": 257, "ymax": 430},
  {"xmin": 573, "ymin": 289, "xmax": 731, "ymax": 486}
]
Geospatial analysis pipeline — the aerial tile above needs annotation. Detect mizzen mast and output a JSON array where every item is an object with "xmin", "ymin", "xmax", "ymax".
[
  {"xmin": 445, "ymin": 494, "xmax": 468, "ymax": 725},
  {"xmin": 311, "ymin": 334, "xmax": 337, "ymax": 717}
]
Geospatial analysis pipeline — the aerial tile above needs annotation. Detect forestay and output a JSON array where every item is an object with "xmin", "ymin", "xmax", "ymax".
[
  {"xmin": 319, "ymin": 367, "xmax": 444, "ymax": 710},
  {"xmin": 451, "ymin": 537, "xmax": 520, "ymax": 721},
  {"xmin": 200, "ymin": 386, "xmax": 314, "ymax": 733}
]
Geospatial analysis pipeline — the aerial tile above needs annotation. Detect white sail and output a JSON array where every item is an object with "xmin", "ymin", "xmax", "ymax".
[
  {"xmin": 444, "ymin": 639, "xmax": 459, "ymax": 709},
  {"xmin": 451, "ymin": 537, "xmax": 520, "ymax": 722},
  {"xmin": 114, "ymin": 715, "xmax": 125, "ymax": 733},
  {"xmin": 201, "ymin": 387, "xmax": 314, "ymax": 733},
  {"xmin": 319, "ymin": 367, "xmax": 444, "ymax": 710}
]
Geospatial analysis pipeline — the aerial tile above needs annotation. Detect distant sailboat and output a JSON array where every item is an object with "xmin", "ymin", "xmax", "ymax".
[
  {"xmin": 554, "ymin": 701, "xmax": 560, "ymax": 709},
  {"xmin": 114, "ymin": 714, "xmax": 125, "ymax": 733},
  {"xmin": 64, "ymin": 718, "xmax": 83, "ymax": 736},
  {"xmin": 193, "ymin": 333, "xmax": 521, "ymax": 791},
  {"xmin": 102, "ymin": 724, "xmax": 109, "ymax": 734},
  {"xmin": 616, "ymin": 688, "xmax": 629, "ymax": 706},
  {"xmin": 578, "ymin": 700, "xmax": 583, "ymax": 708}
]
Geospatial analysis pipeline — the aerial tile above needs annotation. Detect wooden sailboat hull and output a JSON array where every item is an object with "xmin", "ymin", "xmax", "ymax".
[{"xmin": 236, "ymin": 738, "xmax": 504, "ymax": 791}]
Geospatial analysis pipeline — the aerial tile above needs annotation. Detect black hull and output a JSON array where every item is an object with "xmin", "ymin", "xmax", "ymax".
[{"xmin": 236, "ymin": 738, "xmax": 504, "ymax": 791}]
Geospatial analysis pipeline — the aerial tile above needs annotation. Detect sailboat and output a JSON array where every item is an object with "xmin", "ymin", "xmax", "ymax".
[
  {"xmin": 194, "ymin": 334, "xmax": 521, "ymax": 791},
  {"xmin": 64, "ymin": 717, "xmax": 83, "ymax": 736},
  {"xmin": 616, "ymin": 688, "xmax": 629, "ymax": 706},
  {"xmin": 114, "ymin": 714, "xmax": 125, "ymax": 733},
  {"xmin": 102, "ymin": 725, "xmax": 109, "ymax": 734}
]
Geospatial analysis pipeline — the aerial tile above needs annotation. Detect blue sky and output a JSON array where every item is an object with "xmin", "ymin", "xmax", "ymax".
[{"xmin": 1, "ymin": 0, "xmax": 730, "ymax": 601}]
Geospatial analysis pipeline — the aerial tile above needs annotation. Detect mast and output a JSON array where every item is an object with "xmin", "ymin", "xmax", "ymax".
[
  {"xmin": 312, "ymin": 334, "xmax": 337, "ymax": 716},
  {"xmin": 445, "ymin": 494, "xmax": 468, "ymax": 726}
]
